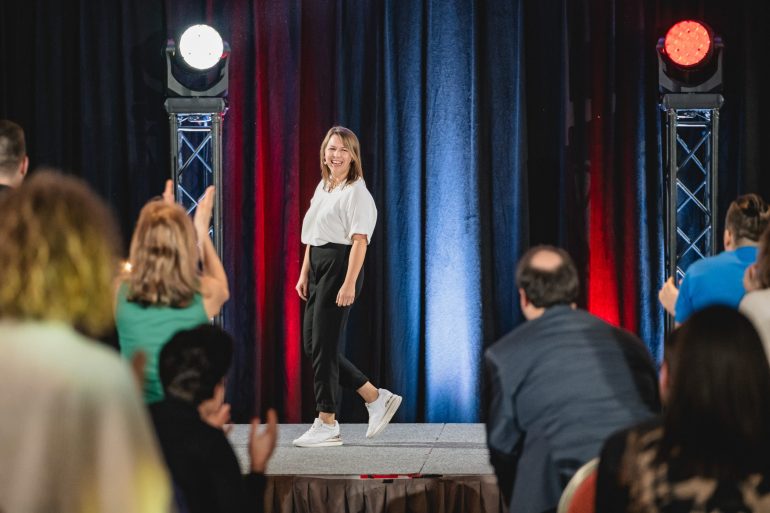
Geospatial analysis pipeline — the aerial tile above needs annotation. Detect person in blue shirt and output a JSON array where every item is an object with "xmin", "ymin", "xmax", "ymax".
[{"xmin": 659, "ymin": 194, "xmax": 770, "ymax": 324}]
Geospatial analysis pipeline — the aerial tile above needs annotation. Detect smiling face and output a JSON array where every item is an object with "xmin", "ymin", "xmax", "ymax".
[
  {"xmin": 318, "ymin": 127, "xmax": 363, "ymax": 187},
  {"xmin": 324, "ymin": 134, "xmax": 352, "ymax": 179}
]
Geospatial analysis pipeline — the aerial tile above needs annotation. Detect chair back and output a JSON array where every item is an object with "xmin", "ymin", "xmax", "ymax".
[{"xmin": 556, "ymin": 457, "xmax": 599, "ymax": 513}]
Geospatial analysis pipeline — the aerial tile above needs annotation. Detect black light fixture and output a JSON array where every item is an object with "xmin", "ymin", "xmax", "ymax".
[
  {"xmin": 657, "ymin": 19, "xmax": 725, "ymax": 338},
  {"xmin": 657, "ymin": 20, "xmax": 723, "ymax": 94},
  {"xmin": 166, "ymin": 24, "xmax": 230, "ymax": 98},
  {"xmin": 163, "ymin": 24, "xmax": 230, "ymax": 328}
]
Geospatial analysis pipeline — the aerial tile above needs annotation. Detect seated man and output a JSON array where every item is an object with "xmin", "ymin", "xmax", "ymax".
[
  {"xmin": 485, "ymin": 245, "xmax": 660, "ymax": 513},
  {"xmin": 659, "ymin": 193, "xmax": 769, "ymax": 324},
  {"xmin": 150, "ymin": 324, "xmax": 277, "ymax": 513}
]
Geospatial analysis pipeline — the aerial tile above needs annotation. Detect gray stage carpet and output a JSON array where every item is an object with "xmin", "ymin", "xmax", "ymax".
[{"xmin": 227, "ymin": 424, "xmax": 505, "ymax": 513}]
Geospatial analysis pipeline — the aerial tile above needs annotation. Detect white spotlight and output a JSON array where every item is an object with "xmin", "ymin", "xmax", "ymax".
[{"xmin": 179, "ymin": 24, "xmax": 224, "ymax": 71}]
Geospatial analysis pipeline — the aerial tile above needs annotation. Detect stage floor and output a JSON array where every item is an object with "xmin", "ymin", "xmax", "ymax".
[
  {"xmin": 227, "ymin": 423, "xmax": 495, "ymax": 476},
  {"xmin": 227, "ymin": 424, "xmax": 503, "ymax": 512}
]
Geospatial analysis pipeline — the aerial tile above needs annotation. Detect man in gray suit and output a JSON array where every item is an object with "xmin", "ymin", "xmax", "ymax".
[{"xmin": 485, "ymin": 245, "xmax": 659, "ymax": 513}]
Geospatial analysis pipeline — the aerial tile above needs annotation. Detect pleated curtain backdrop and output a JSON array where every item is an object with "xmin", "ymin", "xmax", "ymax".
[{"xmin": 3, "ymin": 0, "xmax": 770, "ymax": 423}]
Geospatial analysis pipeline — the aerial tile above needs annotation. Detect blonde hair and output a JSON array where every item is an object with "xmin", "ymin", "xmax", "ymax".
[
  {"xmin": 126, "ymin": 199, "xmax": 199, "ymax": 307},
  {"xmin": 319, "ymin": 126, "xmax": 363, "ymax": 190},
  {"xmin": 0, "ymin": 170, "xmax": 120, "ymax": 336}
]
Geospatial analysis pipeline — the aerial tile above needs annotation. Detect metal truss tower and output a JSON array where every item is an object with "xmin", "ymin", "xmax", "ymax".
[
  {"xmin": 662, "ymin": 93, "xmax": 723, "ymax": 333},
  {"xmin": 165, "ymin": 97, "xmax": 227, "ymax": 322}
]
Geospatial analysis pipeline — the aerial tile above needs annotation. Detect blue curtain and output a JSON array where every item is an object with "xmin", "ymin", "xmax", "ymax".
[
  {"xmin": 336, "ymin": 1, "xmax": 530, "ymax": 422},
  {"xmin": 4, "ymin": 0, "xmax": 769, "ymax": 422}
]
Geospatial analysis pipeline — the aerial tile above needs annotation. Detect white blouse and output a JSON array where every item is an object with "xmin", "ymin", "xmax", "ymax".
[{"xmin": 301, "ymin": 178, "xmax": 377, "ymax": 246}]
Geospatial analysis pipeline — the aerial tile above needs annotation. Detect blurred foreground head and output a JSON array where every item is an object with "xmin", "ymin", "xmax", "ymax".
[
  {"xmin": 0, "ymin": 170, "xmax": 120, "ymax": 336},
  {"xmin": 663, "ymin": 306, "xmax": 770, "ymax": 477},
  {"xmin": 159, "ymin": 324, "xmax": 234, "ymax": 406}
]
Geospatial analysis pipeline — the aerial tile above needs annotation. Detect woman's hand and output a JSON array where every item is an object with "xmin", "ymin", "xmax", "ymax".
[
  {"xmin": 162, "ymin": 179, "xmax": 175, "ymax": 205},
  {"xmin": 200, "ymin": 402, "xmax": 232, "ymax": 433},
  {"xmin": 296, "ymin": 272, "xmax": 308, "ymax": 300},
  {"xmin": 336, "ymin": 281, "xmax": 356, "ymax": 307},
  {"xmin": 194, "ymin": 186, "xmax": 216, "ymax": 242},
  {"xmin": 744, "ymin": 263, "xmax": 760, "ymax": 292},
  {"xmin": 249, "ymin": 409, "xmax": 278, "ymax": 473},
  {"xmin": 198, "ymin": 383, "xmax": 232, "ymax": 433},
  {"xmin": 658, "ymin": 276, "xmax": 679, "ymax": 316}
]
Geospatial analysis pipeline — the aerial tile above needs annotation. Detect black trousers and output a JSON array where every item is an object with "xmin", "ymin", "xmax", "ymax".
[{"xmin": 303, "ymin": 243, "xmax": 369, "ymax": 413}]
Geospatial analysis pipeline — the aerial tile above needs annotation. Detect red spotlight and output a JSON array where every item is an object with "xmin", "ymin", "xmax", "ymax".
[
  {"xmin": 657, "ymin": 20, "xmax": 722, "ymax": 94},
  {"xmin": 664, "ymin": 20, "xmax": 711, "ymax": 67}
]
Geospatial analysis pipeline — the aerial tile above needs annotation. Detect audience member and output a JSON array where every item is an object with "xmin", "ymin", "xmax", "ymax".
[
  {"xmin": 485, "ymin": 245, "xmax": 660, "ymax": 513},
  {"xmin": 596, "ymin": 307, "xmax": 770, "ymax": 512},
  {"xmin": 150, "ymin": 324, "xmax": 277, "ymax": 513},
  {"xmin": 0, "ymin": 171, "xmax": 171, "ymax": 513},
  {"xmin": 0, "ymin": 120, "xmax": 28, "ymax": 192},
  {"xmin": 117, "ymin": 180, "xmax": 229, "ymax": 404},
  {"xmin": 659, "ymin": 194, "xmax": 769, "ymax": 324},
  {"xmin": 740, "ymin": 224, "xmax": 770, "ymax": 360}
]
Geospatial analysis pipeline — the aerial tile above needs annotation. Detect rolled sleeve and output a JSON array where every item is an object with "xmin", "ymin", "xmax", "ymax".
[{"xmin": 346, "ymin": 182, "xmax": 377, "ymax": 244}]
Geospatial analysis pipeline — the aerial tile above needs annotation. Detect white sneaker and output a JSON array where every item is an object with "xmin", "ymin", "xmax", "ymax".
[
  {"xmin": 366, "ymin": 388, "xmax": 402, "ymax": 438},
  {"xmin": 292, "ymin": 418, "xmax": 343, "ymax": 447}
]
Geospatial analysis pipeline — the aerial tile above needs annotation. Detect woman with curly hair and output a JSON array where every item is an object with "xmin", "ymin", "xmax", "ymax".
[{"xmin": 0, "ymin": 171, "xmax": 171, "ymax": 513}]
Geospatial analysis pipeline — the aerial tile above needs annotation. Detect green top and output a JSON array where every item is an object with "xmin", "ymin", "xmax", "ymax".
[{"xmin": 116, "ymin": 282, "xmax": 209, "ymax": 403}]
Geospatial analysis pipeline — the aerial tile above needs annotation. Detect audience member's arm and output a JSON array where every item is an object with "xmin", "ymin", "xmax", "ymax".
[
  {"xmin": 240, "ymin": 409, "xmax": 278, "ymax": 512},
  {"xmin": 201, "ymin": 409, "xmax": 277, "ymax": 513},
  {"xmin": 658, "ymin": 277, "xmax": 678, "ymax": 317},
  {"xmin": 484, "ymin": 351, "xmax": 523, "ymax": 504},
  {"xmin": 129, "ymin": 351, "xmax": 147, "ymax": 393},
  {"xmin": 161, "ymin": 180, "xmax": 229, "ymax": 318},
  {"xmin": 595, "ymin": 429, "xmax": 632, "ymax": 513},
  {"xmin": 241, "ymin": 473, "xmax": 267, "ymax": 513},
  {"xmin": 672, "ymin": 274, "xmax": 692, "ymax": 326},
  {"xmin": 193, "ymin": 186, "xmax": 230, "ymax": 318},
  {"xmin": 199, "ymin": 382, "xmax": 232, "ymax": 432},
  {"xmin": 249, "ymin": 409, "xmax": 278, "ymax": 473}
]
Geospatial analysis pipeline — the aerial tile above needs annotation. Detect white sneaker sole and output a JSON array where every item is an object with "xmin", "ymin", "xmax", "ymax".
[
  {"xmin": 366, "ymin": 394, "xmax": 402, "ymax": 438},
  {"xmin": 292, "ymin": 435, "xmax": 343, "ymax": 448}
]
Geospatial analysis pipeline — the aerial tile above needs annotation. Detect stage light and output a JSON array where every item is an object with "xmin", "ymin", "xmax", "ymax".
[
  {"xmin": 657, "ymin": 20, "xmax": 725, "ymax": 337},
  {"xmin": 179, "ymin": 25, "xmax": 224, "ymax": 71},
  {"xmin": 164, "ymin": 25, "xmax": 229, "ymax": 325},
  {"xmin": 663, "ymin": 20, "xmax": 711, "ymax": 68},
  {"xmin": 657, "ymin": 20, "xmax": 723, "ymax": 94},
  {"xmin": 165, "ymin": 24, "xmax": 229, "ymax": 98}
]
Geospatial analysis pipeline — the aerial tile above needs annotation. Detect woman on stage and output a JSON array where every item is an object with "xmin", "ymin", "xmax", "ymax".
[{"xmin": 293, "ymin": 126, "xmax": 401, "ymax": 448}]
